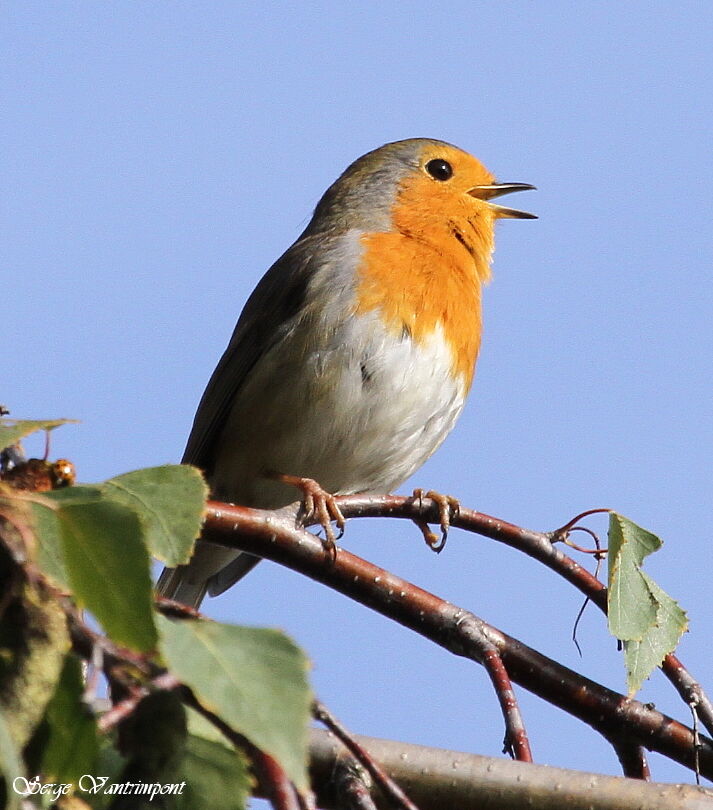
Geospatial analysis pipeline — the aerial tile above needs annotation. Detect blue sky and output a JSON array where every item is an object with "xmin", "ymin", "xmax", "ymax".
[{"xmin": 5, "ymin": 1, "xmax": 713, "ymax": 790}]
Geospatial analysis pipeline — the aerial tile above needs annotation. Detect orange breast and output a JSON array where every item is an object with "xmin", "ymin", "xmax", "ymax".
[{"xmin": 355, "ymin": 230, "xmax": 483, "ymax": 390}]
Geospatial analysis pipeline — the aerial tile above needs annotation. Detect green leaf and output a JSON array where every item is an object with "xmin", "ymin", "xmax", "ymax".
[
  {"xmin": 38, "ymin": 653, "xmax": 99, "ymax": 785},
  {"xmin": 31, "ymin": 466, "xmax": 206, "ymax": 608},
  {"xmin": 35, "ymin": 486, "xmax": 158, "ymax": 652},
  {"xmin": 607, "ymin": 513, "xmax": 688, "ymax": 695},
  {"xmin": 158, "ymin": 616, "xmax": 311, "ymax": 790},
  {"xmin": 0, "ymin": 418, "xmax": 77, "ymax": 452},
  {"xmin": 68, "ymin": 694, "xmax": 187, "ymax": 810},
  {"xmin": 28, "ymin": 497, "xmax": 70, "ymax": 589},
  {"xmin": 607, "ymin": 513, "xmax": 660, "ymax": 640},
  {"xmin": 0, "ymin": 709, "xmax": 22, "ymax": 810},
  {"xmin": 623, "ymin": 573, "xmax": 688, "ymax": 695},
  {"xmin": 179, "ymin": 707, "xmax": 252, "ymax": 808},
  {"xmin": 87, "ymin": 738, "xmax": 128, "ymax": 810},
  {"xmin": 116, "ymin": 690, "xmax": 187, "ymax": 779},
  {"xmin": 104, "ymin": 466, "xmax": 207, "ymax": 567},
  {"xmin": 175, "ymin": 727, "xmax": 250, "ymax": 810}
]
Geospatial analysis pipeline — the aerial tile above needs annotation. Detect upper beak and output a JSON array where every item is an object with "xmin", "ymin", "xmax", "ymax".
[{"xmin": 467, "ymin": 183, "xmax": 537, "ymax": 219}]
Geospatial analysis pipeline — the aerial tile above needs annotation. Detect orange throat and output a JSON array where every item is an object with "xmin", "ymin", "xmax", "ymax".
[{"xmin": 356, "ymin": 225, "xmax": 490, "ymax": 391}]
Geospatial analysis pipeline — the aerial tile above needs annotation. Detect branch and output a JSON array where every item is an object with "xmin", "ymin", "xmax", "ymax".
[
  {"xmin": 254, "ymin": 750, "xmax": 303, "ymax": 810},
  {"xmin": 183, "ymin": 690, "xmax": 304, "ymax": 810},
  {"xmin": 479, "ymin": 642, "xmax": 532, "ymax": 761},
  {"xmin": 606, "ymin": 737, "xmax": 651, "ymax": 781},
  {"xmin": 332, "ymin": 758, "xmax": 378, "ymax": 810},
  {"xmin": 328, "ymin": 494, "xmax": 713, "ymax": 738},
  {"xmin": 308, "ymin": 728, "xmax": 713, "ymax": 810},
  {"xmin": 200, "ymin": 501, "xmax": 713, "ymax": 778},
  {"xmin": 97, "ymin": 673, "xmax": 181, "ymax": 733},
  {"xmin": 67, "ymin": 599, "xmax": 311, "ymax": 809},
  {"xmin": 313, "ymin": 700, "xmax": 419, "ymax": 810}
]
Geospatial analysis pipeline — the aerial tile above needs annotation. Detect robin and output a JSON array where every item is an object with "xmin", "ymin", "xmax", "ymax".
[{"xmin": 157, "ymin": 138, "xmax": 535, "ymax": 608}]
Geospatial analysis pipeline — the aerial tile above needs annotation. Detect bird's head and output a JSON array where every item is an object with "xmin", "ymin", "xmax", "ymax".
[{"xmin": 307, "ymin": 138, "xmax": 535, "ymax": 281}]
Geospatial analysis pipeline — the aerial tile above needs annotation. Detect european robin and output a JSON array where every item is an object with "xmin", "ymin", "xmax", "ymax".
[{"xmin": 157, "ymin": 138, "xmax": 535, "ymax": 607}]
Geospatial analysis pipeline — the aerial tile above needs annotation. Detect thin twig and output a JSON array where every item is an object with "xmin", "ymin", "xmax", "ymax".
[
  {"xmin": 313, "ymin": 700, "xmax": 419, "ymax": 810},
  {"xmin": 334, "ymin": 758, "xmax": 378, "ymax": 810},
  {"xmin": 256, "ymin": 750, "xmax": 302, "ymax": 810},
  {"xmin": 155, "ymin": 595, "xmax": 205, "ymax": 620},
  {"xmin": 572, "ymin": 551, "xmax": 604, "ymax": 656},
  {"xmin": 562, "ymin": 525, "xmax": 606, "ymax": 555},
  {"xmin": 607, "ymin": 736, "xmax": 651, "ymax": 780},
  {"xmin": 690, "ymin": 699, "xmax": 702, "ymax": 786},
  {"xmin": 552, "ymin": 508, "xmax": 612, "ymax": 536},
  {"xmin": 184, "ymin": 690, "xmax": 303, "ymax": 810},
  {"xmin": 97, "ymin": 673, "xmax": 181, "ymax": 733},
  {"xmin": 65, "ymin": 602, "xmax": 152, "ymax": 674},
  {"xmin": 81, "ymin": 641, "xmax": 104, "ymax": 709},
  {"xmin": 478, "ymin": 644, "xmax": 532, "ymax": 761}
]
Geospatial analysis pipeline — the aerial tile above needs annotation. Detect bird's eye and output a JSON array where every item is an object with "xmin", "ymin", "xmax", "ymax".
[{"xmin": 425, "ymin": 158, "xmax": 453, "ymax": 181}]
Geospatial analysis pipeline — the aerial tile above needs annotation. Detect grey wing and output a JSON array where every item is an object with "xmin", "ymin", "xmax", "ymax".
[
  {"xmin": 181, "ymin": 235, "xmax": 321, "ymax": 476},
  {"xmin": 160, "ymin": 232, "xmax": 354, "ymax": 606}
]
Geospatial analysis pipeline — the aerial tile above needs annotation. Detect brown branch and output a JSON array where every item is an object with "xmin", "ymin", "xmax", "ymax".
[
  {"xmin": 308, "ymin": 728, "xmax": 713, "ymax": 810},
  {"xmin": 333, "ymin": 758, "xmax": 378, "ymax": 810},
  {"xmin": 155, "ymin": 595, "xmax": 204, "ymax": 620},
  {"xmin": 479, "ymin": 643, "xmax": 532, "ymax": 761},
  {"xmin": 184, "ymin": 690, "xmax": 304, "ymax": 810},
  {"xmin": 200, "ymin": 500, "xmax": 713, "ymax": 779},
  {"xmin": 69, "ymin": 602, "xmax": 306, "ymax": 809},
  {"xmin": 607, "ymin": 737, "xmax": 651, "ymax": 781},
  {"xmin": 313, "ymin": 700, "xmax": 420, "ymax": 810},
  {"xmin": 327, "ymin": 495, "xmax": 713, "ymax": 738},
  {"xmin": 97, "ymin": 673, "xmax": 181, "ymax": 733},
  {"xmin": 256, "ymin": 750, "xmax": 303, "ymax": 810},
  {"xmin": 65, "ymin": 601, "xmax": 152, "ymax": 676},
  {"xmin": 70, "ymin": 603, "xmax": 306, "ymax": 809}
]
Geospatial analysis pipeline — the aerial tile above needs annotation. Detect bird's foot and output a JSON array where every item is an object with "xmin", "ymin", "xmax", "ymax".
[
  {"xmin": 273, "ymin": 473, "xmax": 345, "ymax": 561},
  {"xmin": 411, "ymin": 488, "xmax": 460, "ymax": 553}
]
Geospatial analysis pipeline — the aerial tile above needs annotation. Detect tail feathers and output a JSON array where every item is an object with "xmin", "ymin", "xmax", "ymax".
[
  {"xmin": 156, "ymin": 564, "xmax": 209, "ymax": 609},
  {"xmin": 207, "ymin": 552, "xmax": 261, "ymax": 597},
  {"xmin": 156, "ymin": 541, "xmax": 242, "ymax": 609}
]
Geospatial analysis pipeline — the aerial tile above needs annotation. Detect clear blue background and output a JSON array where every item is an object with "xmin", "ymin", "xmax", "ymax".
[{"xmin": 5, "ymin": 0, "xmax": 712, "ymax": 793}]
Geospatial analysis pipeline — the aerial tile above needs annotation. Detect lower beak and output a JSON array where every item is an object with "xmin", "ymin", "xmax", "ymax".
[{"xmin": 468, "ymin": 183, "xmax": 537, "ymax": 220}]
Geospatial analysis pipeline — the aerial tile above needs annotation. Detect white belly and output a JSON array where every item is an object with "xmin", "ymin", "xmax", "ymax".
[{"xmin": 210, "ymin": 309, "xmax": 467, "ymax": 508}]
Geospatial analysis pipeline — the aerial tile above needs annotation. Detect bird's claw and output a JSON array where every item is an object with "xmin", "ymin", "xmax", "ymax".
[
  {"xmin": 274, "ymin": 473, "xmax": 345, "ymax": 561},
  {"xmin": 412, "ymin": 488, "xmax": 460, "ymax": 553}
]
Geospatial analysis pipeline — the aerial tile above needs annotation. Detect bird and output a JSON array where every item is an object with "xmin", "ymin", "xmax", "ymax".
[{"xmin": 157, "ymin": 138, "xmax": 535, "ymax": 608}]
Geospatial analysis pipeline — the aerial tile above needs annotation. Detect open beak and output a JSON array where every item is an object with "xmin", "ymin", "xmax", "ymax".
[{"xmin": 468, "ymin": 183, "xmax": 537, "ymax": 219}]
